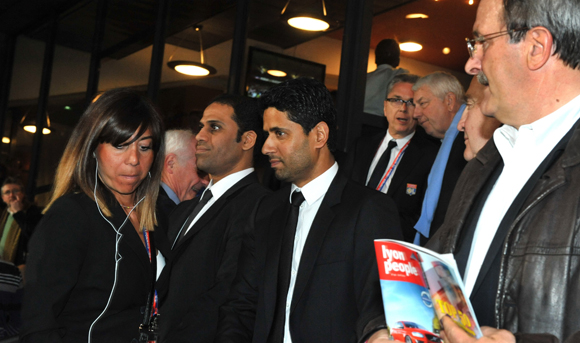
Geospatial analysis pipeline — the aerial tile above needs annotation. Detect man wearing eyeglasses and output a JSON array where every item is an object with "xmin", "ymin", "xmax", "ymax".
[
  {"xmin": 344, "ymin": 73, "xmax": 439, "ymax": 242},
  {"xmin": 411, "ymin": 72, "xmax": 467, "ymax": 246},
  {"xmin": 424, "ymin": 0, "xmax": 580, "ymax": 342}
]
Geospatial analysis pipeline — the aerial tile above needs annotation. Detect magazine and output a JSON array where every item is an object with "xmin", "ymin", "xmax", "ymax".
[{"xmin": 374, "ymin": 239, "xmax": 482, "ymax": 342}]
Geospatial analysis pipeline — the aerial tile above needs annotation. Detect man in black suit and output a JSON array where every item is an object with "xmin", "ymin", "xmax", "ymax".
[
  {"xmin": 344, "ymin": 73, "xmax": 439, "ymax": 242},
  {"xmin": 411, "ymin": 72, "xmax": 467, "ymax": 245},
  {"xmin": 217, "ymin": 78, "xmax": 403, "ymax": 343},
  {"xmin": 156, "ymin": 129, "xmax": 207, "ymax": 255},
  {"xmin": 156, "ymin": 95, "xmax": 270, "ymax": 343}
]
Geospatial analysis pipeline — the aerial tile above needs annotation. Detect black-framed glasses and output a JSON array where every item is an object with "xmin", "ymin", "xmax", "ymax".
[
  {"xmin": 466, "ymin": 27, "xmax": 528, "ymax": 57},
  {"xmin": 386, "ymin": 98, "xmax": 415, "ymax": 108}
]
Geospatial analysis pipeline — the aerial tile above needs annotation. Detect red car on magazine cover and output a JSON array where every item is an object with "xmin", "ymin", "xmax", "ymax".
[{"xmin": 391, "ymin": 321, "xmax": 441, "ymax": 343}]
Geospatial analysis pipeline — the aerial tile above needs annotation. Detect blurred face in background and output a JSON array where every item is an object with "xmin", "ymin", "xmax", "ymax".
[{"xmin": 457, "ymin": 78, "xmax": 501, "ymax": 161}]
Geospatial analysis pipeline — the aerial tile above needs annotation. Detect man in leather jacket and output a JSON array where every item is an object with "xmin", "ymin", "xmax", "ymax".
[{"xmin": 424, "ymin": 0, "xmax": 580, "ymax": 342}]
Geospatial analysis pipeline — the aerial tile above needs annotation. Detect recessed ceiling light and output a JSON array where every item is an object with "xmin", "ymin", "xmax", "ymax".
[
  {"xmin": 405, "ymin": 13, "xmax": 428, "ymax": 19},
  {"xmin": 442, "ymin": 47, "xmax": 451, "ymax": 54},
  {"xmin": 2, "ymin": 137, "xmax": 9, "ymax": 144},
  {"xmin": 267, "ymin": 70, "xmax": 287, "ymax": 77},
  {"xmin": 400, "ymin": 42, "xmax": 423, "ymax": 52},
  {"xmin": 469, "ymin": 0, "xmax": 474, "ymax": 4}
]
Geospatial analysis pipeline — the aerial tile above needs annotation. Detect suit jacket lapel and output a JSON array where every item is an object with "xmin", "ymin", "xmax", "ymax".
[
  {"xmin": 289, "ymin": 173, "xmax": 345, "ymax": 313},
  {"xmin": 110, "ymin": 204, "xmax": 150, "ymax": 272},
  {"xmin": 263, "ymin": 191, "xmax": 292, "ymax": 327},
  {"xmin": 173, "ymin": 172, "xmax": 258, "ymax": 250}
]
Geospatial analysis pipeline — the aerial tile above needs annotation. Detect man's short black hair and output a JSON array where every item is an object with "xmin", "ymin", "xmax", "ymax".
[
  {"xmin": 260, "ymin": 77, "xmax": 337, "ymax": 153},
  {"xmin": 375, "ymin": 39, "xmax": 401, "ymax": 67},
  {"xmin": 208, "ymin": 94, "xmax": 264, "ymax": 152}
]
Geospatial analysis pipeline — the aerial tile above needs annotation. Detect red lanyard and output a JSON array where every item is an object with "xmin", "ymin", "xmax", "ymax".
[
  {"xmin": 142, "ymin": 228, "xmax": 158, "ymax": 316},
  {"xmin": 376, "ymin": 140, "xmax": 410, "ymax": 192}
]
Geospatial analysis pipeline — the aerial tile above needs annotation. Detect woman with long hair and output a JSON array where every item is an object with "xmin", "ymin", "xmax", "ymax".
[{"xmin": 20, "ymin": 88, "xmax": 164, "ymax": 343}]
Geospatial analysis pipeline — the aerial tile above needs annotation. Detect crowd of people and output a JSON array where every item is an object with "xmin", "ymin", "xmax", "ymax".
[{"xmin": 2, "ymin": 0, "xmax": 579, "ymax": 342}]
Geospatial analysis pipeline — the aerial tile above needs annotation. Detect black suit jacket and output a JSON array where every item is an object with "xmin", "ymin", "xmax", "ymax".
[
  {"xmin": 155, "ymin": 186, "xmax": 177, "ymax": 256},
  {"xmin": 156, "ymin": 172, "xmax": 270, "ymax": 343},
  {"xmin": 343, "ymin": 130, "xmax": 440, "ymax": 242},
  {"xmin": 422, "ymin": 132, "xmax": 467, "ymax": 245},
  {"xmin": 217, "ymin": 171, "xmax": 403, "ymax": 343},
  {"xmin": 21, "ymin": 193, "xmax": 153, "ymax": 343}
]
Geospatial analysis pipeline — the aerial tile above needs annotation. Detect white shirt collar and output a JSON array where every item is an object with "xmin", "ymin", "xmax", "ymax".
[
  {"xmin": 203, "ymin": 168, "xmax": 254, "ymax": 201},
  {"xmin": 290, "ymin": 162, "xmax": 338, "ymax": 206},
  {"xmin": 385, "ymin": 130, "xmax": 414, "ymax": 149}
]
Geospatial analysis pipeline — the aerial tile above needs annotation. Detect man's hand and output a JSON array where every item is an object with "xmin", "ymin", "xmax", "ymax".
[
  {"xmin": 440, "ymin": 316, "xmax": 516, "ymax": 343},
  {"xmin": 7, "ymin": 192, "xmax": 25, "ymax": 214}
]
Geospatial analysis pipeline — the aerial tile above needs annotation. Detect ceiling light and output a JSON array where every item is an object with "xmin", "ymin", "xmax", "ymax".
[
  {"xmin": 400, "ymin": 42, "xmax": 423, "ymax": 52},
  {"xmin": 442, "ymin": 47, "xmax": 451, "ymax": 54},
  {"xmin": 23, "ymin": 126, "xmax": 51, "ymax": 134},
  {"xmin": 282, "ymin": 0, "xmax": 330, "ymax": 32},
  {"xmin": 406, "ymin": 13, "xmax": 428, "ymax": 19},
  {"xmin": 469, "ymin": 0, "xmax": 474, "ymax": 4},
  {"xmin": 2, "ymin": 137, "xmax": 10, "ymax": 144},
  {"xmin": 20, "ymin": 111, "xmax": 52, "ymax": 135},
  {"xmin": 267, "ymin": 70, "xmax": 287, "ymax": 77},
  {"xmin": 287, "ymin": 17, "xmax": 329, "ymax": 31},
  {"xmin": 167, "ymin": 25, "xmax": 217, "ymax": 77}
]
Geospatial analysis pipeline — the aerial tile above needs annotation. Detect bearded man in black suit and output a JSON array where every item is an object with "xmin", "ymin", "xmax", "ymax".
[
  {"xmin": 156, "ymin": 95, "xmax": 270, "ymax": 343},
  {"xmin": 217, "ymin": 78, "xmax": 403, "ymax": 343}
]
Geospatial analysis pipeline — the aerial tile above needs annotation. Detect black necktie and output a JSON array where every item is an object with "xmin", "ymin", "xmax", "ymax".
[
  {"xmin": 367, "ymin": 139, "xmax": 398, "ymax": 190},
  {"xmin": 176, "ymin": 189, "xmax": 213, "ymax": 244},
  {"xmin": 269, "ymin": 190, "xmax": 305, "ymax": 343}
]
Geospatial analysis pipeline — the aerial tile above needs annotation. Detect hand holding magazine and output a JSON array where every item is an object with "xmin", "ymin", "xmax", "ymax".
[{"xmin": 374, "ymin": 239, "xmax": 482, "ymax": 343}]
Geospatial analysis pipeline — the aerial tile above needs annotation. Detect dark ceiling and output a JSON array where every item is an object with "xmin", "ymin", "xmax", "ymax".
[{"xmin": 0, "ymin": 0, "xmax": 478, "ymax": 72}]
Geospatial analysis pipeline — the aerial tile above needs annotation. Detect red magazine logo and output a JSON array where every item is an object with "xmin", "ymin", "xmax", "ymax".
[{"xmin": 375, "ymin": 242, "xmax": 426, "ymax": 287}]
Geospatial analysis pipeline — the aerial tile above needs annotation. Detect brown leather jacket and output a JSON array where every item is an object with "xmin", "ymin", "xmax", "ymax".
[{"xmin": 426, "ymin": 125, "xmax": 580, "ymax": 343}]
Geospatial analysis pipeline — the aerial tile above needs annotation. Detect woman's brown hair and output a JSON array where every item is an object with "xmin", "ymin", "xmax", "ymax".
[{"xmin": 45, "ymin": 88, "xmax": 165, "ymax": 231}]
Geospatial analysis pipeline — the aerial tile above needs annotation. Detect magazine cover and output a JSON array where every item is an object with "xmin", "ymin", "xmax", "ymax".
[{"xmin": 374, "ymin": 239, "xmax": 482, "ymax": 342}]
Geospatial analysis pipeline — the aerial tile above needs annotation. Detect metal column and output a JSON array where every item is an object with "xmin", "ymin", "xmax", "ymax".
[
  {"xmin": 335, "ymin": 0, "xmax": 374, "ymax": 152},
  {"xmin": 0, "ymin": 34, "xmax": 16, "ymax": 143},
  {"xmin": 85, "ymin": 0, "xmax": 108, "ymax": 107},
  {"xmin": 26, "ymin": 16, "xmax": 58, "ymax": 200},
  {"xmin": 147, "ymin": 0, "xmax": 170, "ymax": 104},
  {"xmin": 227, "ymin": 0, "xmax": 250, "ymax": 95}
]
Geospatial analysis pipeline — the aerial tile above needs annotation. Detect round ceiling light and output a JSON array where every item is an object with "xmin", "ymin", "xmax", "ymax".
[
  {"xmin": 267, "ymin": 70, "xmax": 287, "ymax": 77},
  {"xmin": 405, "ymin": 13, "xmax": 428, "ymax": 19},
  {"xmin": 442, "ymin": 47, "xmax": 451, "ymax": 54},
  {"xmin": 400, "ymin": 42, "xmax": 423, "ymax": 52},
  {"xmin": 168, "ymin": 61, "xmax": 217, "ymax": 76},
  {"xmin": 287, "ymin": 17, "xmax": 329, "ymax": 31}
]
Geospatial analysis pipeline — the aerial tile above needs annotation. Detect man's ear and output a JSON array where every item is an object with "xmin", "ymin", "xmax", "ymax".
[
  {"xmin": 164, "ymin": 153, "xmax": 176, "ymax": 174},
  {"xmin": 527, "ymin": 26, "xmax": 553, "ymax": 71},
  {"xmin": 241, "ymin": 131, "xmax": 257, "ymax": 151},
  {"xmin": 312, "ymin": 121, "xmax": 329, "ymax": 149},
  {"xmin": 445, "ymin": 92, "xmax": 457, "ymax": 111}
]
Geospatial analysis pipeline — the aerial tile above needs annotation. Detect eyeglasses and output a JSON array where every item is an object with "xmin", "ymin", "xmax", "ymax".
[
  {"xmin": 466, "ymin": 27, "xmax": 528, "ymax": 57},
  {"xmin": 1, "ymin": 189, "xmax": 22, "ymax": 196},
  {"xmin": 386, "ymin": 98, "xmax": 415, "ymax": 108}
]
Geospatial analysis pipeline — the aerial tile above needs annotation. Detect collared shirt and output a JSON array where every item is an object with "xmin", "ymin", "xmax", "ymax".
[
  {"xmin": 463, "ymin": 94, "xmax": 580, "ymax": 296},
  {"xmin": 182, "ymin": 168, "xmax": 254, "ymax": 236},
  {"xmin": 283, "ymin": 162, "xmax": 339, "ymax": 343},
  {"xmin": 366, "ymin": 131, "xmax": 415, "ymax": 193},
  {"xmin": 160, "ymin": 182, "xmax": 180, "ymax": 205}
]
